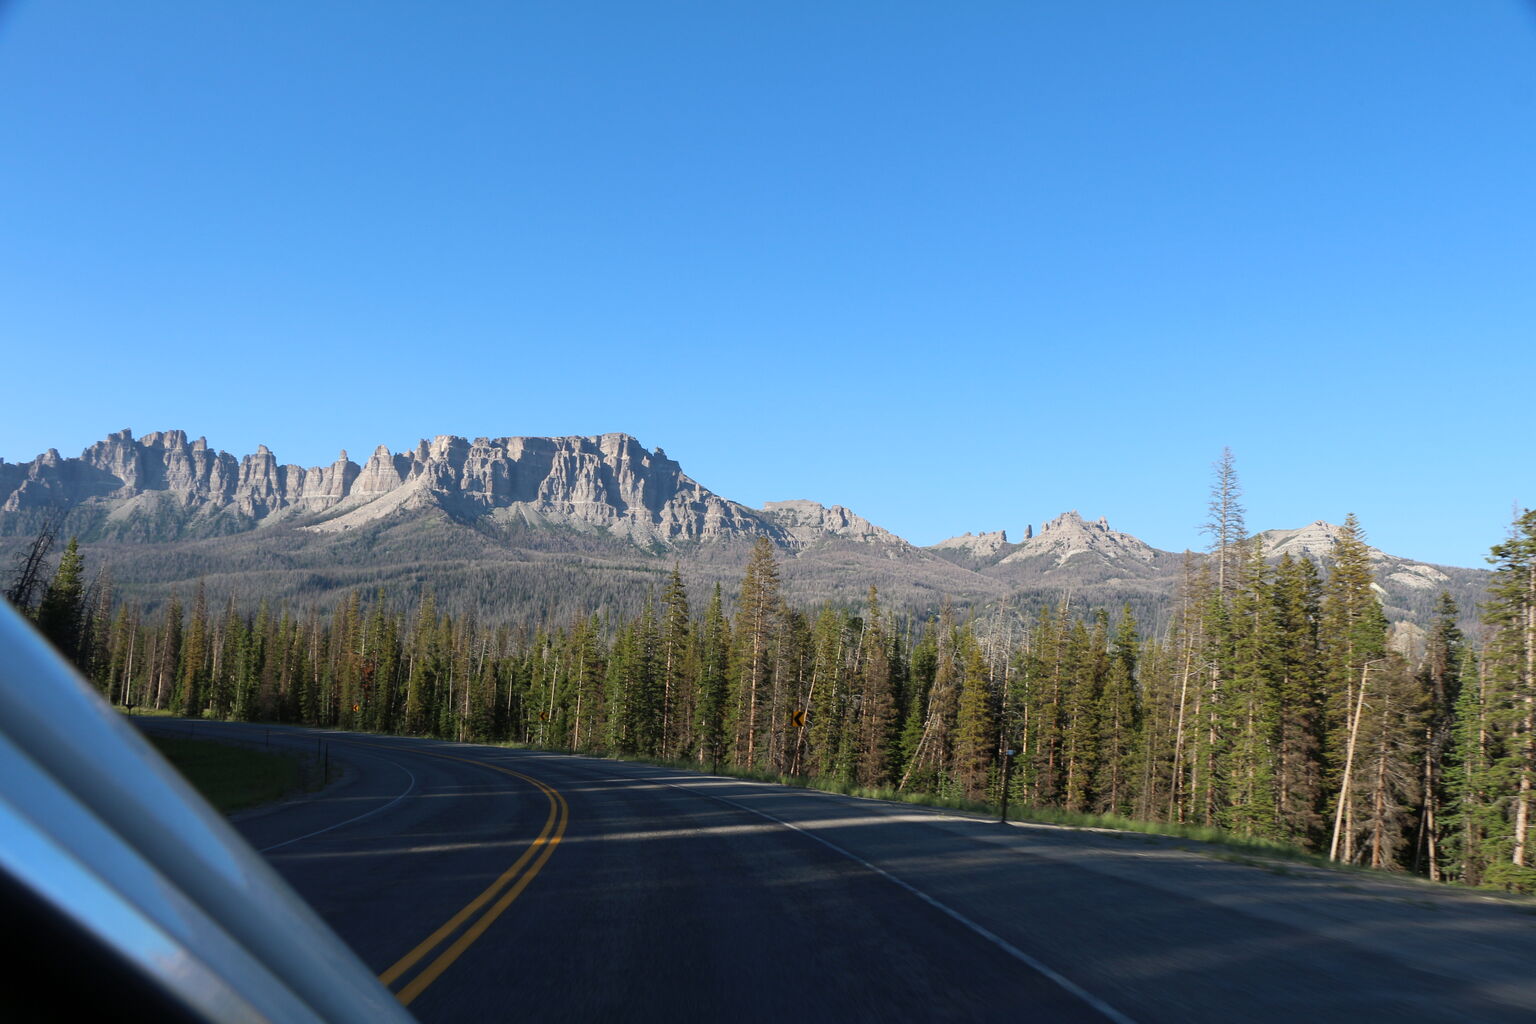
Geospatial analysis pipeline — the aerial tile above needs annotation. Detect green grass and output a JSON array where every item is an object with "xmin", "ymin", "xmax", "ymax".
[
  {"xmin": 491, "ymin": 739, "xmax": 1382, "ymax": 875},
  {"xmin": 149, "ymin": 735, "xmax": 307, "ymax": 814},
  {"xmin": 205, "ymin": 722, "xmax": 1532, "ymax": 897},
  {"xmin": 120, "ymin": 706, "xmax": 183, "ymax": 718}
]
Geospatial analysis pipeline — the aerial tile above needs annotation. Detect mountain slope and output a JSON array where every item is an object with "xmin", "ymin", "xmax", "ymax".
[
  {"xmin": 0, "ymin": 429, "xmax": 1003, "ymax": 622},
  {"xmin": 0, "ymin": 429, "xmax": 1491, "ymax": 632}
]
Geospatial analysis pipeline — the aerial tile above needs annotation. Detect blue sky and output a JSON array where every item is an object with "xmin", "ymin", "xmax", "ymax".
[{"xmin": 2, "ymin": 2, "xmax": 1533, "ymax": 568}]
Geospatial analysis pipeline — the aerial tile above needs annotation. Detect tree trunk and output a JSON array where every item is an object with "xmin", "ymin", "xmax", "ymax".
[{"xmin": 1331, "ymin": 661, "xmax": 1373, "ymax": 862}]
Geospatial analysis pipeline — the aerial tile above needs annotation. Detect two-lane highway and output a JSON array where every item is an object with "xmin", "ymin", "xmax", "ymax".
[
  {"xmin": 137, "ymin": 723, "xmax": 569, "ymax": 1012},
  {"xmin": 137, "ymin": 721, "xmax": 1536, "ymax": 1022}
]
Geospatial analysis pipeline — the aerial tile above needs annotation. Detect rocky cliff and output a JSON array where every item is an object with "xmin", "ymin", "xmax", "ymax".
[
  {"xmin": 1, "ymin": 429, "xmax": 365, "ymax": 525},
  {"xmin": 0, "ymin": 428, "xmax": 1490, "ymax": 637},
  {"xmin": 998, "ymin": 510, "xmax": 1159, "ymax": 568},
  {"xmin": 0, "ymin": 429, "xmax": 801, "ymax": 548},
  {"xmin": 302, "ymin": 433, "xmax": 783, "ymax": 545},
  {"xmin": 1256, "ymin": 521, "xmax": 1454, "ymax": 593},
  {"xmin": 760, "ymin": 500, "xmax": 909, "ymax": 550},
  {"xmin": 930, "ymin": 530, "xmax": 1010, "ymax": 559}
]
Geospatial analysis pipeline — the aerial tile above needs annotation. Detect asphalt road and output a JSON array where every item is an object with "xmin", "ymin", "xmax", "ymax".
[{"xmin": 136, "ymin": 720, "xmax": 1536, "ymax": 1023}]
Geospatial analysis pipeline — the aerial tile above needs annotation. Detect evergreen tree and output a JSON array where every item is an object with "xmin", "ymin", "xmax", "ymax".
[
  {"xmin": 1444, "ymin": 648, "xmax": 1492, "ymax": 883},
  {"xmin": 899, "ymin": 622, "xmax": 937, "ymax": 786},
  {"xmin": 952, "ymin": 625, "xmax": 997, "ymax": 802},
  {"xmin": 1354, "ymin": 653, "xmax": 1427, "ymax": 869},
  {"xmin": 56, "ymin": 497, "xmax": 1536, "ymax": 890},
  {"xmin": 103, "ymin": 603, "xmax": 138, "ymax": 706},
  {"xmin": 210, "ymin": 597, "xmax": 241, "ymax": 719},
  {"xmin": 153, "ymin": 593, "xmax": 183, "ymax": 711},
  {"xmin": 569, "ymin": 614, "xmax": 609, "ymax": 752},
  {"xmin": 731, "ymin": 537, "xmax": 782, "ymax": 768},
  {"xmin": 78, "ymin": 565, "xmax": 114, "ymax": 682},
  {"xmin": 1061, "ymin": 616, "xmax": 1104, "ymax": 813},
  {"xmin": 176, "ymin": 582, "xmax": 209, "ymax": 717},
  {"xmin": 695, "ymin": 584, "xmax": 731, "ymax": 769},
  {"xmin": 1321, "ymin": 513, "xmax": 1389, "ymax": 862},
  {"xmin": 855, "ymin": 589, "xmax": 898, "ymax": 787},
  {"xmin": 403, "ymin": 593, "xmax": 440, "ymax": 735},
  {"xmin": 902, "ymin": 603, "xmax": 960, "ymax": 793},
  {"xmin": 35, "ymin": 537, "xmax": 86, "ymax": 663},
  {"xmin": 1022, "ymin": 602, "xmax": 1069, "ymax": 806},
  {"xmin": 1478, "ymin": 509, "xmax": 1536, "ymax": 891},
  {"xmin": 1095, "ymin": 607, "xmax": 1141, "ymax": 816},
  {"xmin": 611, "ymin": 601, "xmax": 662, "ymax": 755},
  {"xmin": 605, "ymin": 619, "xmax": 640, "ymax": 753},
  {"xmin": 1272, "ymin": 554, "xmax": 1325, "ymax": 844},
  {"xmin": 234, "ymin": 605, "xmax": 266, "ymax": 723},
  {"xmin": 1202, "ymin": 447, "xmax": 1248, "ymax": 598},
  {"xmin": 1218, "ymin": 541, "xmax": 1280, "ymax": 839},
  {"xmin": 1416, "ymin": 593, "xmax": 1465, "ymax": 879},
  {"xmin": 1166, "ymin": 556, "xmax": 1210, "ymax": 823},
  {"xmin": 1132, "ymin": 634, "xmax": 1178, "ymax": 821},
  {"xmin": 805, "ymin": 607, "xmax": 848, "ymax": 779},
  {"xmin": 360, "ymin": 597, "xmax": 399, "ymax": 734},
  {"xmin": 771, "ymin": 607, "xmax": 811, "ymax": 774},
  {"xmin": 659, "ymin": 567, "xmax": 693, "ymax": 758}
]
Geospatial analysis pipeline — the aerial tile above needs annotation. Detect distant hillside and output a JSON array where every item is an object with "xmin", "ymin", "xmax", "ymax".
[{"xmin": 0, "ymin": 428, "xmax": 1492, "ymax": 633}]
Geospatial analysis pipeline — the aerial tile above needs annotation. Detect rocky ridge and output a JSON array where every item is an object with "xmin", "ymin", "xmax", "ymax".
[
  {"xmin": 930, "ymin": 530, "xmax": 1011, "ymax": 559},
  {"xmin": 2, "ymin": 429, "xmax": 362, "ymax": 523},
  {"xmin": 760, "ymin": 500, "xmax": 909, "ymax": 550},
  {"xmin": 1256, "ymin": 521, "xmax": 1453, "ymax": 593},
  {"xmin": 998, "ymin": 511, "xmax": 1159, "ymax": 568},
  {"xmin": 0, "ymin": 429, "xmax": 908, "ymax": 551},
  {"xmin": 0, "ymin": 428, "xmax": 1490, "ymax": 635}
]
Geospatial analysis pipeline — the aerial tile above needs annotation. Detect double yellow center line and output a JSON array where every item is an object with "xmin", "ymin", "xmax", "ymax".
[{"xmin": 369, "ymin": 745, "xmax": 570, "ymax": 1007}]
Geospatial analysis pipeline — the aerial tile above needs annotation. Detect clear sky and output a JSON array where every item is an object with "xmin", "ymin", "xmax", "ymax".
[{"xmin": 2, "ymin": 2, "xmax": 1533, "ymax": 569}]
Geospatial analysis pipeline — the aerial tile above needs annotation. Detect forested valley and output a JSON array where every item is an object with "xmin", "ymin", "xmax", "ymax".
[{"xmin": 11, "ymin": 491, "xmax": 1536, "ymax": 894}]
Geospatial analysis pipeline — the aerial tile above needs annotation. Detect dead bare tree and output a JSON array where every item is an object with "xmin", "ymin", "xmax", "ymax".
[{"xmin": 4, "ymin": 508, "xmax": 67, "ymax": 611}]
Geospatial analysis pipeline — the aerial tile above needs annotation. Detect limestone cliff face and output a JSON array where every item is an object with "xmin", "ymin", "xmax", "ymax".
[
  {"xmin": 1257, "ymin": 521, "xmax": 1453, "ymax": 592},
  {"xmin": 998, "ymin": 510, "xmax": 1157, "ymax": 568},
  {"xmin": 308, "ymin": 432, "xmax": 777, "ymax": 544},
  {"xmin": 0, "ymin": 428, "xmax": 799, "ymax": 547},
  {"xmin": 0, "ymin": 429, "xmax": 1493, "ymax": 634},
  {"xmin": 760, "ymin": 500, "xmax": 908, "ymax": 549},
  {"xmin": 353, "ymin": 444, "xmax": 406, "ymax": 497},
  {"xmin": 0, "ymin": 429, "xmax": 365, "ymax": 522},
  {"xmin": 929, "ymin": 530, "xmax": 1009, "ymax": 560},
  {"xmin": 1257, "ymin": 521, "xmax": 1386, "ymax": 563}
]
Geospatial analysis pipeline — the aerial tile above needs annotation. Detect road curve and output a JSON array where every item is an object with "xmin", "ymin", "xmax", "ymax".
[{"xmin": 137, "ymin": 721, "xmax": 1536, "ymax": 1023}]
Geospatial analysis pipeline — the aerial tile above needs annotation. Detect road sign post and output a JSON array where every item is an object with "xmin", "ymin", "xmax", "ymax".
[{"xmin": 999, "ymin": 748, "xmax": 1016, "ymax": 823}]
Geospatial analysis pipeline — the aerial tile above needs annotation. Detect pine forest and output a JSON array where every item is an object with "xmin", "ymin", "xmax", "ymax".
[{"xmin": 11, "ymin": 464, "xmax": 1536, "ymax": 895}]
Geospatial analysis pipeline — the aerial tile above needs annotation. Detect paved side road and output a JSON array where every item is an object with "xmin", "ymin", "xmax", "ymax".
[{"xmin": 137, "ymin": 720, "xmax": 1536, "ymax": 1023}]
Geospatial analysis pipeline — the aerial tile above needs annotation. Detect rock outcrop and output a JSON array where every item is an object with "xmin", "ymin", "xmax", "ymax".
[
  {"xmin": 1256, "ymin": 521, "xmax": 1384, "ymax": 563},
  {"xmin": 0, "ymin": 428, "xmax": 1493, "ymax": 636},
  {"xmin": 998, "ymin": 510, "xmax": 1157, "ymax": 568},
  {"xmin": 1257, "ymin": 521, "xmax": 1453, "ymax": 591},
  {"xmin": 309, "ymin": 433, "xmax": 779, "ymax": 544},
  {"xmin": 1, "ymin": 429, "xmax": 369, "ymax": 524},
  {"xmin": 928, "ymin": 530, "xmax": 1009, "ymax": 560},
  {"xmin": 0, "ymin": 429, "xmax": 807, "ymax": 547},
  {"xmin": 760, "ymin": 500, "xmax": 908, "ymax": 549}
]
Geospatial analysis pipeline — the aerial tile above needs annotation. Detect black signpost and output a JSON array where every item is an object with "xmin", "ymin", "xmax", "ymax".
[{"xmin": 999, "ymin": 748, "xmax": 1016, "ymax": 823}]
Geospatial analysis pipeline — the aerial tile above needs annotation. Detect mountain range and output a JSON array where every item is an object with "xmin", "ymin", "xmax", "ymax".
[{"xmin": 0, "ymin": 429, "xmax": 1491, "ymax": 637}]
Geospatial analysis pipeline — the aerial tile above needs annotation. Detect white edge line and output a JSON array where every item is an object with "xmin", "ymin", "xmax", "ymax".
[
  {"xmin": 260, "ymin": 759, "xmax": 418, "ymax": 854},
  {"xmin": 662, "ymin": 778, "xmax": 1139, "ymax": 1024}
]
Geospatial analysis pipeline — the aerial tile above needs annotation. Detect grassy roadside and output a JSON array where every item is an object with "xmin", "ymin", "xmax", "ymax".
[
  {"xmin": 149, "ymin": 735, "xmax": 308, "ymax": 814},
  {"xmin": 131, "ymin": 718, "xmax": 1507, "ymax": 895},
  {"xmin": 494, "ymin": 739, "xmax": 1405, "ymax": 879}
]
